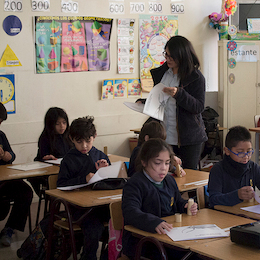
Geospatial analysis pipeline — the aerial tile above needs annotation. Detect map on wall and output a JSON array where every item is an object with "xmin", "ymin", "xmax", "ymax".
[
  {"xmin": 35, "ymin": 16, "xmax": 113, "ymax": 74},
  {"xmin": 139, "ymin": 15, "xmax": 178, "ymax": 92}
]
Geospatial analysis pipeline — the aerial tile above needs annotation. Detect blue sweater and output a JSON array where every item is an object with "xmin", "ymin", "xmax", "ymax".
[
  {"xmin": 57, "ymin": 146, "xmax": 110, "ymax": 187},
  {"xmin": 208, "ymin": 155, "xmax": 260, "ymax": 207},
  {"xmin": 122, "ymin": 171, "xmax": 187, "ymax": 258},
  {"xmin": 0, "ymin": 130, "xmax": 15, "ymax": 165}
]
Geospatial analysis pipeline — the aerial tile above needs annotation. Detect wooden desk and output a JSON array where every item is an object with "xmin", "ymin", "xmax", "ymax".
[
  {"xmin": 174, "ymin": 169, "xmax": 209, "ymax": 209},
  {"xmin": 190, "ymin": 237, "xmax": 260, "ymax": 260},
  {"xmin": 0, "ymin": 164, "xmax": 60, "ymax": 181},
  {"xmin": 108, "ymin": 154, "xmax": 129, "ymax": 163},
  {"xmin": 124, "ymin": 208, "xmax": 253, "ymax": 250},
  {"xmin": 130, "ymin": 128, "xmax": 141, "ymax": 134},
  {"xmin": 46, "ymin": 188, "xmax": 122, "ymax": 208},
  {"xmin": 249, "ymin": 127, "xmax": 260, "ymax": 163},
  {"xmin": 214, "ymin": 200, "xmax": 260, "ymax": 220}
]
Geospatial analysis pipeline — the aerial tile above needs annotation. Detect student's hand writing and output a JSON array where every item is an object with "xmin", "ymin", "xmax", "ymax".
[
  {"xmin": 184, "ymin": 202, "xmax": 198, "ymax": 215},
  {"xmin": 95, "ymin": 159, "xmax": 108, "ymax": 170},
  {"xmin": 155, "ymin": 221, "xmax": 173, "ymax": 234},
  {"xmin": 43, "ymin": 155, "xmax": 57, "ymax": 160},
  {"xmin": 238, "ymin": 186, "xmax": 254, "ymax": 200},
  {"xmin": 163, "ymin": 87, "xmax": 178, "ymax": 97},
  {"xmin": 86, "ymin": 173, "xmax": 95, "ymax": 183}
]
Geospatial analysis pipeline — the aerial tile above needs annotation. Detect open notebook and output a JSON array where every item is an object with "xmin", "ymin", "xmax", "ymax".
[{"xmin": 58, "ymin": 161, "xmax": 122, "ymax": 191}]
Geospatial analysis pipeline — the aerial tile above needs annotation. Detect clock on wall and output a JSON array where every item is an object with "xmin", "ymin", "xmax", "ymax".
[{"xmin": 0, "ymin": 74, "xmax": 16, "ymax": 114}]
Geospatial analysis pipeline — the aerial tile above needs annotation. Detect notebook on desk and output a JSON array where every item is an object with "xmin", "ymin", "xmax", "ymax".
[{"xmin": 58, "ymin": 161, "xmax": 122, "ymax": 191}]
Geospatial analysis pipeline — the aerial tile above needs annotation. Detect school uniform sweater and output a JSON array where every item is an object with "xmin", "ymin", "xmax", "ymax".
[
  {"xmin": 127, "ymin": 143, "xmax": 141, "ymax": 177},
  {"xmin": 57, "ymin": 147, "xmax": 110, "ymax": 187},
  {"xmin": 0, "ymin": 130, "xmax": 15, "ymax": 165},
  {"xmin": 122, "ymin": 171, "xmax": 187, "ymax": 258},
  {"xmin": 35, "ymin": 132, "xmax": 72, "ymax": 161},
  {"xmin": 208, "ymin": 155, "xmax": 260, "ymax": 207}
]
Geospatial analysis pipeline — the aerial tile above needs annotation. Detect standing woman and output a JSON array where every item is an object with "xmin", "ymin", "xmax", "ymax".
[{"xmin": 151, "ymin": 35, "xmax": 207, "ymax": 169}]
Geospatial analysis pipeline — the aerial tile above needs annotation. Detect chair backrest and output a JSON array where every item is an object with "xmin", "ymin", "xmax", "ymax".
[
  {"xmin": 48, "ymin": 174, "xmax": 58, "ymax": 190},
  {"xmin": 109, "ymin": 200, "xmax": 123, "ymax": 230},
  {"xmin": 117, "ymin": 162, "xmax": 128, "ymax": 178},
  {"xmin": 255, "ymin": 115, "xmax": 260, "ymax": 127}
]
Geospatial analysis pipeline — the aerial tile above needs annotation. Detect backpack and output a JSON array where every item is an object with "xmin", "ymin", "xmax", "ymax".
[
  {"xmin": 17, "ymin": 213, "xmax": 80, "ymax": 260},
  {"xmin": 202, "ymin": 106, "xmax": 219, "ymax": 133}
]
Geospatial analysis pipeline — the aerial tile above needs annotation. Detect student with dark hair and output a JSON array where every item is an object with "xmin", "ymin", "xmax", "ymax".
[
  {"xmin": 35, "ymin": 107, "xmax": 72, "ymax": 161},
  {"xmin": 57, "ymin": 116, "xmax": 110, "ymax": 260},
  {"xmin": 208, "ymin": 125, "xmax": 260, "ymax": 207},
  {"xmin": 0, "ymin": 103, "xmax": 33, "ymax": 247},
  {"xmin": 137, "ymin": 36, "xmax": 207, "ymax": 170},
  {"xmin": 122, "ymin": 138, "xmax": 197, "ymax": 259},
  {"xmin": 29, "ymin": 107, "xmax": 73, "ymax": 196},
  {"xmin": 127, "ymin": 121, "xmax": 185, "ymax": 177}
]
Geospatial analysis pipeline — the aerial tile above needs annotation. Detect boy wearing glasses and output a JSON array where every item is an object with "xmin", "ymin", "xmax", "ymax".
[{"xmin": 208, "ymin": 125, "xmax": 260, "ymax": 207}]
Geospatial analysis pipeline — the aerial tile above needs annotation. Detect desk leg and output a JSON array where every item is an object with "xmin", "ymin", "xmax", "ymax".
[
  {"xmin": 255, "ymin": 133, "xmax": 259, "ymax": 164},
  {"xmin": 196, "ymin": 187, "xmax": 205, "ymax": 210}
]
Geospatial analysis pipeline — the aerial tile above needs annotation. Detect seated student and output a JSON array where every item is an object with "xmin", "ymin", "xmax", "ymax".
[
  {"xmin": 57, "ymin": 116, "xmax": 110, "ymax": 260},
  {"xmin": 29, "ymin": 107, "xmax": 73, "ymax": 196},
  {"xmin": 128, "ymin": 121, "xmax": 186, "ymax": 177},
  {"xmin": 0, "ymin": 102, "xmax": 33, "ymax": 247},
  {"xmin": 208, "ymin": 125, "xmax": 260, "ymax": 207},
  {"xmin": 122, "ymin": 138, "xmax": 197, "ymax": 260}
]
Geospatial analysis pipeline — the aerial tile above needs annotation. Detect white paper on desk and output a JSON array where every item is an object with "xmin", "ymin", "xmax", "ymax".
[
  {"xmin": 58, "ymin": 161, "xmax": 122, "ymax": 191},
  {"xmin": 165, "ymin": 224, "xmax": 228, "ymax": 241},
  {"xmin": 44, "ymin": 158, "xmax": 63, "ymax": 165},
  {"xmin": 7, "ymin": 162, "xmax": 52, "ymax": 171},
  {"xmin": 241, "ymin": 204, "xmax": 260, "ymax": 214},
  {"xmin": 143, "ymin": 83, "xmax": 170, "ymax": 121}
]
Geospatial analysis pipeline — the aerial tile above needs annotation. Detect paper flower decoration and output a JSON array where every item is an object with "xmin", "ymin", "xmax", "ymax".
[
  {"xmin": 208, "ymin": 12, "xmax": 228, "ymax": 30},
  {"xmin": 223, "ymin": 0, "xmax": 237, "ymax": 16},
  {"xmin": 227, "ymin": 40, "xmax": 237, "ymax": 51}
]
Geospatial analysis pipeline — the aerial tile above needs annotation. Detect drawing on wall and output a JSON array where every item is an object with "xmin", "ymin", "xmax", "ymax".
[
  {"xmin": 35, "ymin": 16, "xmax": 113, "ymax": 74},
  {"xmin": 0, "ymin": 74, "xmax": 16, "ymax": 114},
  {"xmin": 139, "ymin": 15, "xmax": 178, "ymax": 92},
  {"xmin": 0, "ymin": 45, "xmax": 22, "ymax": 67}
]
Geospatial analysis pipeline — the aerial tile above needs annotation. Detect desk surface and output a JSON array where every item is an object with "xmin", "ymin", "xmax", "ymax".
[
  {"xmin": 108, "ymin": 154, "xmax": 129, "ymax": 163},
  {"xmin": 214, "ymin": 200, "xmax": 260, "ymax": 220},
  {"xmin": 0, "ymin": 164, "xmax": 60, "ymax": 181},
  {"xmin": 249, "ymin": 127, "xmax": 260, "ymax": 133},
  {"xmin": 124, "ymin": 208, "xmax": 253, "ymax": 250},
  {"xmin": 46, "ymin": 188, "xmax": 122, "ymax": 208},
  {"xmin": 174, "ymin": 169, "xmax": 209, "ymax": 192},
  {"xmin": 190, "ymin": 237, "xmax": 260, "ymax": 260}
]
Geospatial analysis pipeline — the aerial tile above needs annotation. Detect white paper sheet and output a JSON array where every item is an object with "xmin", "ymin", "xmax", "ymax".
[
  {"xmin": 123, "ymin": 83, "xmax": 170, "ymax": 121},
  {"xmin": 123, "ymin": 102, "xmax": 144, "ymax": 113},
  {"xmin": 241, "ymin": 204, "xmax": 260, "ymax": 214},
  {"xmin": 58, "ymin": 161, "xmax": 122, "ymax": 191},
  {"xmin": 143, "ymin": 83, "xmax": 170, "ymax": 121},
  {"xmin": 7, "ymin": 162, "xmax": 52, "ymax": 171},
  {"xmin": 44, "ymin": 158, "xmax": 63, "ymax": 165},
  {"xmin": 165, "ymin": 224, "xmax": 229, "ymax": 241},
  {"xmin": 254, "ymin": 191, "xmax": 260, "ymax": 203}
]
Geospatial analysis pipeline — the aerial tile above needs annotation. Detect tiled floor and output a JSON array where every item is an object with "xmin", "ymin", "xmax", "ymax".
[{"xmin": 0, "ymin": 200, "xmax": 102, "ymax": 259}]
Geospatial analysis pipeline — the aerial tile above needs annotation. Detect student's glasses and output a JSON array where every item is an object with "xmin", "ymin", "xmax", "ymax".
[
  {"xmin": 162, "ymin": 51, "xmax": 173, "ymax": 60},
  {"xmin": 227, "ymin": 148, "xmax": 254, "ymax": 158}
]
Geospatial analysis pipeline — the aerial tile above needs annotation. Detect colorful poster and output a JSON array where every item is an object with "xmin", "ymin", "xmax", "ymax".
[
  {"xmin": 114, "ymin": 79, "xmax": 127, "ymax": 98},
  {"xmin": 101, "ymin": 79, "xmax": 114, "ymax": 100},
  {"xmin": 127, "ymin": 79, "xmax": 141, "ymax": 97},
  {"xmin": 139, "ymin": 15, "xmax": 178, "ymax": 92},
  {"xmin": 35, "ymin": 16, "xmax": 113, "ymax": 74}
]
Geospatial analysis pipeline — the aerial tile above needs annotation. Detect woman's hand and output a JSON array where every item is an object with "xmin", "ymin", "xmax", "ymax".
[
  {"xmin": 43, "ymin": 155, "xmax": 57, "ymax": 160},
  {"xmin": 95, "ymin": 159, "xmax": 108, "ymax": 170},
  {"xmin": 155, "ymin": 221, "xmax": 173, "ymax": 234},
  {"xmin": 163, "ymin": 87, "xmax": 178, "ymax": 97},
  {"xmin": 0, "ymin": 148, "xmax": 12, "ymax": 162},
  {"xmin": 184, "ymin": 202, "xmax": 198, "ymax": 215}
]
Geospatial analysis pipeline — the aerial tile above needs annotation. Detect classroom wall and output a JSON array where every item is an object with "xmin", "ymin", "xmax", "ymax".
[{"xmin": 0, "ymin": 0, "xmax": 222, "ymax": 163}]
